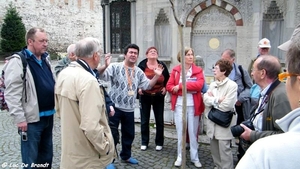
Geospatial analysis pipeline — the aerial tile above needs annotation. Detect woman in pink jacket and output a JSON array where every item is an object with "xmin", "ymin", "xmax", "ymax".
[{"xmin": 166, "ymin": 47, "xmax": 205, "ymax": 168}]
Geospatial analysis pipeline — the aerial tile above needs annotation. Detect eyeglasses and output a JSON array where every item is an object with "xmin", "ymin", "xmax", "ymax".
[
  {"xmin": 278, "ymin": 72, "xmax": 300, "ymax": 82},
  {"xmin": 33, "ymin": 39, "xmax": 48, "ymax": 44}
]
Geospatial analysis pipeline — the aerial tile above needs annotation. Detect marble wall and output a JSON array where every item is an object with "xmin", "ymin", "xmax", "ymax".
[{"xmin": 1, "ymin": 0, "xmax": 299, "ymax": 125}]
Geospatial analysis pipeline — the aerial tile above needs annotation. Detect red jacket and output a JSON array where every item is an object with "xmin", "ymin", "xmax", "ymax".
[{"xmin": 166, "ymin": 64, "xmax": 205, "ymax": 116}]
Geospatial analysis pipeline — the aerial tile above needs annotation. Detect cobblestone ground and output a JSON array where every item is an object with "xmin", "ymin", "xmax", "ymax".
[
  {"xmin": 0, "ymin": 111, "xmax": 238, "ymax": 169},
  {"xmin": 0, "ymin": 111, "xmax": 61, "ymax": 169}
]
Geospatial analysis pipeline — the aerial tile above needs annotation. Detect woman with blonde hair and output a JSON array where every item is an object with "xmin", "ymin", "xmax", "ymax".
[{"xmin": 166, "ymin": 47, "xmax": 205, "ymax": 168}]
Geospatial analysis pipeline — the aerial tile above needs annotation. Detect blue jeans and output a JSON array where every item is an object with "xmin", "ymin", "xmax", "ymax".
[
  {"xmin": 21, "ymin": 115, "xmax": 53, "ymax": 169},
  {"xmin": 109, "ymin": 108, "xmax": 134, "ymax": 160}
]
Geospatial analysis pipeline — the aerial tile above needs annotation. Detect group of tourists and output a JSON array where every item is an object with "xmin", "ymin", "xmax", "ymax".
[{"xmin": 2, "ymin": 23, "xmax": 300, "ymax": 169}]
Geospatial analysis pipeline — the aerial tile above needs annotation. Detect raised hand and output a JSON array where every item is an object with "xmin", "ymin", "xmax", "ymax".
[
  {"xmin": 104, "ymin": 53, "xmax": 112, "ymax": 67},
  {"xmin": 154, "ymin": 64, "xmax": 164, "ymax": 76}
]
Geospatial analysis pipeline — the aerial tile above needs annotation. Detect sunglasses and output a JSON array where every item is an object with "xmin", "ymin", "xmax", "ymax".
[{"xmin": 278, "ymin": 72, "xmax": 300, "ymax": 82}]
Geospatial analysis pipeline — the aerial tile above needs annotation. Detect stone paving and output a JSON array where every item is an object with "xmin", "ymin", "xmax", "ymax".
[{"xmin": 0, "ymin": 111, "xmax": 238, "ymax": 169}]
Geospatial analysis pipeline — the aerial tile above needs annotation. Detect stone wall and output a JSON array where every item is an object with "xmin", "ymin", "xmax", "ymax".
[{"xmin": 0, "ymin": 0, "xmax": 103, "ymax": 52}]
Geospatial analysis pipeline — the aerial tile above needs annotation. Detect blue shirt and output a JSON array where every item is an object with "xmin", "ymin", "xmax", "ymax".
[
  {"xmin": 250, "ymin": 84, "xmax": 261, "ymax": 99},
  {"xmin": 229, "ymin": 63, "xmax": 236, "ymax": 80}
]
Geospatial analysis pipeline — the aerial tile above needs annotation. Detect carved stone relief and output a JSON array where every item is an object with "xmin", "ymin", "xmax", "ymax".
[
  {"xmin": 263, "ymin": 1, "xmax": 283, "ymax": 21},
  {"xmin": 262, "ymin": 0, "xmax": 286, "ymax": 17},
  {"xmin": 155, "ymin": 8, "xmax": 170, "ymax": 25},
  {"xmin": 297, "ymin": 0, "xmax": 300, "ymax": 26},
  {"xmin": 262, "ymin": 0, "xmax": 299, "ymax": 27},
  {"xmin": 193, "ymin": 6, "xmax": 236, "ymax": 30}
]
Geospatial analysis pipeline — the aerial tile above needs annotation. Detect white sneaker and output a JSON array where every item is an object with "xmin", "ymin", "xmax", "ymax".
[
  {"xmin": 193, "ymin": 161, "xmax": 202, "ymax": 168},
  {"xmin": 140, "ymin": 145, "xmax": 147, "ymax": 151},
  {"xmin": 174, "ymin": 160, "xmax": 181, "ymax": 167},
  {"xmin": 156, "ymin": 145, "xmax": 163, "ymax": 151}
]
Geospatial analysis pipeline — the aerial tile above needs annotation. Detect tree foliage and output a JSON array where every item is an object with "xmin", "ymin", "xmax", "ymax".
[{"xmin": 0, "ymin": 3, "xmax": 26, "ymax": 53}]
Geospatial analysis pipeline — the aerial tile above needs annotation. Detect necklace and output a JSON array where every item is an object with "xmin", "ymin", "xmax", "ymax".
[{"xmin": 125, "ymin": 65, "xmax": 135, "ymax": 96}]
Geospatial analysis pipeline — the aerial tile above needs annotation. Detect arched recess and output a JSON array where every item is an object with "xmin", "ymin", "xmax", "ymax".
[
  {"xmin": 185, "ymin": 0, "xmax": 243, "ymax": 27},
  {"xmin": 186, "ymin": 1, "xmax": 243, "ymax": 80},
  {"xmin": 155, "ymin": 8, "xmax": 171, "ymax": 59}
]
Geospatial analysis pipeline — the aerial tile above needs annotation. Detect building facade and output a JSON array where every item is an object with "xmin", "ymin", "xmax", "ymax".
[{"xmin": 0, "ymin": 0, "xmax": 299, "ymax": 124}]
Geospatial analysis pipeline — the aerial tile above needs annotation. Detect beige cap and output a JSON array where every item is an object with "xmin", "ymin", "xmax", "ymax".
[
  {"xmin": 258, "ymin": 38, "xmax": 271, "ymax": 48},
  {"xmin": 278, "ymin": 24, "xmax": 300, "ymax": 51}
]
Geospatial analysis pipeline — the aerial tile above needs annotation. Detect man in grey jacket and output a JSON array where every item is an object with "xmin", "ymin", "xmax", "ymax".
[
  {"xmin": 3, "ymin": 27, "xmax": 55, "ymax": 168},
  {"xmin": 240, "ymin": 55, "xmax": 291, "ymax": 145}
]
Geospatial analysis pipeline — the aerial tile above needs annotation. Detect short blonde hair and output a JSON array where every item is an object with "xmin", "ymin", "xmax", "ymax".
[{"xmin": 177, "ymin": 47, "xmax": 195, "ymax": 63}]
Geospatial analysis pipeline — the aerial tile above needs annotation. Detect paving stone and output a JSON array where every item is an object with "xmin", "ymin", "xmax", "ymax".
[{"xmin": 0, "ymin": 111, "xmax": 238, "ymax": 169}]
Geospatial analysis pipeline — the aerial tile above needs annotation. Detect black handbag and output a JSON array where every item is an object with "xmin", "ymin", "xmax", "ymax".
[{"xmin": 208, "ymin": 107, "xmax": 235, "ymax": 128}]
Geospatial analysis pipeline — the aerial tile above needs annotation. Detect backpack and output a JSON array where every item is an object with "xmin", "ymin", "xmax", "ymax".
[
  {"xmin": 238, "ymin": 65, "xmax": 252, "ymax": 120},
  {"xmin": 0, "ymin": 52, "xmax": 28, "ymax": 111},
  {"xmin": 238, "ymin": 65, "xmax": 246, "ymax": 88}
]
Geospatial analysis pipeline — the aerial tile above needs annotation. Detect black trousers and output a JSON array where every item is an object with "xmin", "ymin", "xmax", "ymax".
[
  {"xmin": 140, "ymin": 94, "xmax": 165, "ymax": 147},
  {"xmin": 236, "ymin": 105, "xmax": 244, "ymax": 125},
  {"xmin": 235, "ymin": 104, "xmax": 246, "ymax": 161}
]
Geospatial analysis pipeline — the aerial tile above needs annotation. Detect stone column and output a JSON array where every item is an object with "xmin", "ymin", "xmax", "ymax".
[
  {"xmin": 183, "ymin": 27, "xmax": 192, "ymax": 47},
  {"xmin": 130, "ymin": 0, "xmax": 136, "ymax": 43},
  {"xmin": 102, "ymin": 0, "xmax": 111, "ymax": 53},
  {"xmin": 286, "ymin": 0, "xmax": 297, "ymax": 27}
]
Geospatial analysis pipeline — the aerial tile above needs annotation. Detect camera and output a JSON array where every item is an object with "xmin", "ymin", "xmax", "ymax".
[
  {"xmin": 231, "ymin": 119, "xmax": 255, "ymax": 137},
  {"xmin": 21, "ymin": 131, "xmax": 27, "ymax": 141},
  {"xmin": 18, "ymin": 129, "xmax": 28, "ymax": 141}
]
